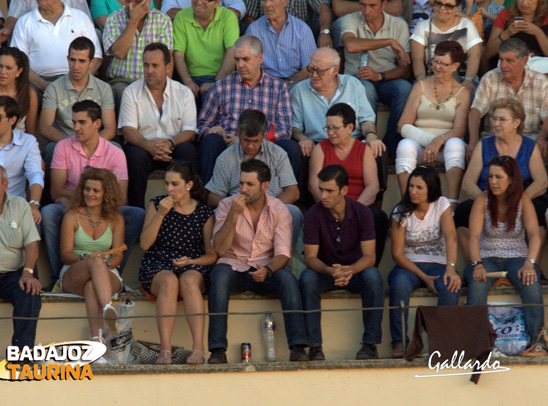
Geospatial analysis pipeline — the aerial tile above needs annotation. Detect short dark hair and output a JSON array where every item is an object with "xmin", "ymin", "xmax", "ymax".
[
  {"xmin": 144, "ymin": 42, "xmax": 171, "ymax": 65},
  {"xmin": 318, "ymin": 165, "xmax": 348, "ymax": 189},
  {"xmin": 241, "ymin": 159, "xmax": 271, "ymax": 183},
  {"xmin": 434, "ymin": 40, "xmax": 465, "ymax": 64},
  {"xmin": 238, "ymin": 109, "xmax": 268, "ymax": 138},
  {"xmin": 0, "ymin": 96, "xmax": 20, "ymax": 129},
  {"xmin": 69, "ymin": 36, "xmax": 95, "ymax": 61},
  {"xmin": 326, "ymin": 103, "xmax": 356, "ymax": 127},
  {"xmin": 499, "ymin": 38, "xmax": 529, "ymax": 60},
  {"xmin": 72, "ymin": 100, "xmax": 102, "ymax": 122}
]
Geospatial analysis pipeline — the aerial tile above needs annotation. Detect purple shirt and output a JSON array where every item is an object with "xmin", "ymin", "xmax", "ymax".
[
  {"xmin": 197, "ymin": 70, "xmax": 292, "ymax": 141},
  {"xmin": 303, "ymin": 197, "xmax": 375, "ymax": 266}
]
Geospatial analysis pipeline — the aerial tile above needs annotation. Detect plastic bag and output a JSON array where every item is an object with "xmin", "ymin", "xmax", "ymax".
[
  {"xmin": 488, "ymin": 302, "xmax": 529, "ymax": 356},
  {"xmin": 103, "ymin": 299, "xmax": 136, "ymax": 364}
]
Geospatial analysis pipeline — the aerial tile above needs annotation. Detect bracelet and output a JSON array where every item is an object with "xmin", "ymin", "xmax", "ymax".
[
  {"xmin": 79, "ymin": 254, "xmax": 85, "ymax": 261},
  {"xmin": 104, "ymin": 258, "xmax": 112, "ymax": 269},
  {"xmin": 498, "ymin": 33, "xmax": 504, "ymax": 42},
  {"xmin": 364, "ymin": 131, "xmax": 377, "ymax": 139},
  {"xmin": 464, "ymin": 76, "xmax": 474, "ymax": 83},
  {"xmin": 447, "ymin": 262, "xmax": 456, "ymax": 268},
  {"xmin": 168, "ymin": 139, "xmax": 175, "ymax": 150},
  {"xmin": 415, "ymin": 73, "xmax": 425, "ymax": 78}
]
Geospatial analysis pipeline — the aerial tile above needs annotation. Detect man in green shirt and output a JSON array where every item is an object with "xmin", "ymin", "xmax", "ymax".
[{"xmin": 173, "ymin": 0, "xmax": 239, "ymax": 103}]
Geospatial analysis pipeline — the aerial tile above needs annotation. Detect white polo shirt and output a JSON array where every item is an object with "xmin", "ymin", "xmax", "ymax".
[
  {"xmin": 118, "ymin": 77, "xmax": 197, "ymax": 142},
  {"xmin": 10, "ymin": 4, "xmax": 102, "ymax": 77},
  {"xmin": 8, "ymin": 0, "xmax": 92, "ymax": 20}
]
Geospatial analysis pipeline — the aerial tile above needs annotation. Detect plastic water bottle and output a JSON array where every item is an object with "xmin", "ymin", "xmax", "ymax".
[
  {"xmin": 359, "ymin": 51, "xmax": 369, "ymax": 67},
  {"xmin": 263, "ymin": 313, "xmax": 277, "ymax": 362}
]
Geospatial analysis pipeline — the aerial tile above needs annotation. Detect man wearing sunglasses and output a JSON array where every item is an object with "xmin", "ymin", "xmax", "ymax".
[{"xmin": 340, "ymin": 0, "xmax": 412, "ymax": 158}]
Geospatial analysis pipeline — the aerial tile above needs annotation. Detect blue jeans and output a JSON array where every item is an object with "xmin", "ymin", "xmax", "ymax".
[
  {"xmin": 464, "ymin": 257, "xmax": 544, "ymax": 343},
  {"xmin": 41, "ymin": 204, "xmax": 145, "ymax": 281},
  {"xmin": 286, "ymin": 204, "xmax": 303, "ymax": 251},
  {"xmin": 388, "ymin": 263, "xmax": 460, "ymax": 348},
  {"xmin": 299, "ymin": 267, "xmax": 384, "ymax": 347},
  {"xmin": 0, "ymin": 269, "xmax": 42, "ymax": 349},
  {"xmin": 358, "ymin": 78, "xmax": 412, "ymax": 155},
  {"xmin": 208, "ymin": 264, "xmax": 308, "ymax": 350},
  {"xmin": 199, "ymin": 134, "xmax": 301, "ymax": 184},
  {"xmin": 192, "ymin": 75, "xmax": 216, "ymax": 108}
]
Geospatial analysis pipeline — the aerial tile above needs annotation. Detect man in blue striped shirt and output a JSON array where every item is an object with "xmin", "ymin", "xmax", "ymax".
[{"xmin": 246, "ymin": 0, "xmax": 316, "ymax": 89}]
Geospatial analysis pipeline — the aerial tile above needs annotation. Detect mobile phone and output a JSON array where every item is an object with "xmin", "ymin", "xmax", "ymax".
[{"xmin": 515, "ymin": 17, "xmax": 524, "ymax": 22}]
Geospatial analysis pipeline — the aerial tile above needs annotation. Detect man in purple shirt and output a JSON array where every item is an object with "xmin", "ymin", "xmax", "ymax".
[
  {"xmin": 300, "ymin": 164, "xmax": 384, "ymax": 361},
  {"xmin": 197, "ymin": 34, "xmax": 299, "ymax": 184}
]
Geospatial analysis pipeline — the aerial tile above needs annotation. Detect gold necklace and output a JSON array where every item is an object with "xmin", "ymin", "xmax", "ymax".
[{"xmin": 431, "ymin": 77, "xmax": 454, "ymax": 110}]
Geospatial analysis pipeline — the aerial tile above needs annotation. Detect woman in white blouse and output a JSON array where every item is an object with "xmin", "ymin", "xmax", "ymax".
[{"xmin": 389, "ymin": 166, "xmax": 461, "ymax": 358}]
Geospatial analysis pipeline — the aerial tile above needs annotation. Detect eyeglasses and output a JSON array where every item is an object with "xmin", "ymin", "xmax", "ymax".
[
  {"xmin": 489, "ymin": 155, "xmax": 511, "ymax": 165},
  {"xmin": 489, "ymin": 117, "xmax": 511, "ymax": 124},
  {"xmin": 306, "ymin": 65, "xmax": 335, "ymax": 77},
  {"xmin": 431, "ymin": 60, "xmax": 451, "ymax": 68},
  {"xmin": 433, "ymin": 1, "xmax": 458, "ymax": 10},
  {"xmin": 323, "ymin": 125, "xmax": 343, "ymax": 133}
]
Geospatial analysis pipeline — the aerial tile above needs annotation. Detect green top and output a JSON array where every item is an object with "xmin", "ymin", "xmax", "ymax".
[
  {"xmin": 73, "ymin": 222, "xmax": 113, "ymax": 256},
  {"xmin": 503, "ymin": 0, "xmax": 548, "ymax": 7},
  {"xmin": 173, "ymin": 6, "xmax": 239, "ymax": 77}
]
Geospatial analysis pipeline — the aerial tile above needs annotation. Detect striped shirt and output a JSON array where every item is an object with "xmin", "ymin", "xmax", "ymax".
[
  {"xmin": 103, "ymin": 8, "xmax": 173, "ymax": 81},
  {"xmin": 472, "ymin": 68, "xmax": 548, "ymax": 137},
  {"xmin": 245, "ymin": 0, "xmax": 328, "ymax": 27},
  {"xmin": 206, "ymin": 139, "xmax": 297, "ymax": 198},
  {"xmin": 197, "ymin": 71, "xmax": 292, "ymax": 140},
  {"xmin": 246, "ymin": 14, "xmax": 316, "ymax": 79},
  {"xmin": 213, "ymin": 193, "xmax": 292, "ymax": 272}
]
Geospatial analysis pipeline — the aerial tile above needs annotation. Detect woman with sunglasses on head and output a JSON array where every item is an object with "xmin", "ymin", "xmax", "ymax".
[
  {"xmin": 483, "ymin": 0, "xmax": 548, "ymax": 72},
  {"xmin": 465, "ymin": 155, "xmax": 546, "ymax": 355},
  {"xmin": 389, "ymin": 166, "xmax": 460, "ymax": 358},
  {"xmin": 410, "ymin": 0, "xmax": 482, "ymax": 92},
  {"xmin": 59, "ymin": 168, "xmax": 124, "ymax": 344},
  {"xmin": 456, "ymin": 98, "xmax": 548, "ymax": 261},
  {"xmin": 309, "ymin": 103, "xmax": 389, "ymax": 266},
  {"xmin": 396, "ymin": 41, "xmax": 470, "ymax": 213},
  {"xmin": 139, "ymin": 161, "xmax": 216, "ymax": 365},
  {"xmin": 0, "ymin": 47, "xmax": 38, "ymax": 135}
]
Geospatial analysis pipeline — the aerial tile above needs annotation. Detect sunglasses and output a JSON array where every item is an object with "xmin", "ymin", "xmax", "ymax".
[{"xmin": 489, "ymin": 155, "xmax": 511, "ymax": 165}]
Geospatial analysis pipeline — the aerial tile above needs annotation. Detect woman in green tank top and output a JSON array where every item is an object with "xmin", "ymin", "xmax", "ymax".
[{"xmin": 59, "ymin": 168, "xmax": 125, "ymax": 344}]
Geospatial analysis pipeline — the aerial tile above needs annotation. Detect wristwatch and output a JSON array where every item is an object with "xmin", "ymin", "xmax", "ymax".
[
  {"xmin": 265, "ymin": 266, "xmax": 273, "ymax": 278},
  {"xmin": 320, "ymin": 29, "xmax": 330, "ymax": 35},
  {"xmin": 23, "ymin": 267, "xmax": 34, "ymax": 275},
  {"xmin": 29, "ymin": 200, "xmax": 40, "ymax": 208},
  {"xmin": 527, "ymin": 258, "xmax": 536, "ymax": 265},
  {"xmin": 168, "ymin": 139, "xmax": 175, "ymax": 151},
  {"xmin": 380, "ymin": 72, "xmax": 386, "ymax": 82},
  {"xmin": 470, "ymin": 260, "xmax": 483, "ymax": 268}
]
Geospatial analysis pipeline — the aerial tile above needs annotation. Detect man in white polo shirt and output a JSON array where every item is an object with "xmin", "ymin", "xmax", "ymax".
[
  {"xmin": 10, "ymin": 0, "xmax": 102, "ymax": 95},
  {"xmin": 120, "ymin": 42, "xmax": 197, "ymax": 209}
]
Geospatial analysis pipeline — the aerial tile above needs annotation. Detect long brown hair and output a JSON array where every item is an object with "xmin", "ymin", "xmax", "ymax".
[
  {"xmin": 486, "ymin": 156, "xmax": 524, "ymax": 232},
  {"xmin": 0, "ymin": 47, "xmax": 31, "ymax": 122},
  {"xmin": 508, "ymin": 0, "xmax": 548, "ymax": 26},
  {"xmin": 68, "ymin": 168, "xmax": 122, "ymax": 221}
]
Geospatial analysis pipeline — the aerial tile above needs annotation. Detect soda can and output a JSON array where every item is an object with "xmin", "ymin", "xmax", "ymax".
[{"xmin": 241, "ymin": 343, "xmax": 252, "ymax": 363}]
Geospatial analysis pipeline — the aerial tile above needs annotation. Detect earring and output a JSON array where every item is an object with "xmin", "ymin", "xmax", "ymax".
[
  {"xmin": 454, "ymin": 11, "xmax": 459, "ymax": 16},
  {"xmin": 186, "ymin": 187, "xmax": 190, "ymax": 191}
]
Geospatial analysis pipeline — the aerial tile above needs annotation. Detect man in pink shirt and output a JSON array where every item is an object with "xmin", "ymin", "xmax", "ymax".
[
  {"xmin": 207, "ymin": 158, "xmax": 308, "ymax": 364},
  {"xmin": 41, "ymin": 100, "xmax": 145, "ymax": 288}
]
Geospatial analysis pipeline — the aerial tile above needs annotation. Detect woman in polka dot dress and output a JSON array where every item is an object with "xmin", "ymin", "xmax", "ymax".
[{"xmin": 139, "ymin": 161, "xmax": 217, "ymax": 365}]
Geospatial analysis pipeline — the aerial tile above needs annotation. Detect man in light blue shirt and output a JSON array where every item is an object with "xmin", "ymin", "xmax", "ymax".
[
  {"xmin": 246, "ymin": 0, "xmax": 316, "ymax": 88},
  {"xmin": 291, "ymin": 47, "xmax": 383, "ymax": 158},
  {"xmin": 0, "ymin": 96, "xmax": 43, "ymax": 225}
]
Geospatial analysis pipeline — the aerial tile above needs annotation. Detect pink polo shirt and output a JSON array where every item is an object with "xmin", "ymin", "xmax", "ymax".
[
  {"xmin": 50, "ymin": 136, "xmax": 128, "ymax": 190},
  {"xmin": 213, "ymin": 193, "xmax": 292, "ymax": 272}
]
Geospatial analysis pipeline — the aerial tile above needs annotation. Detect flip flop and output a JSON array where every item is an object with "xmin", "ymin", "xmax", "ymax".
[
  {"xmin": 186, "ymin": 350, "xmax": 206, "ymax": 365},
  {"xmin": 156, "ymin": 350, "xmax": 172, "ymax": 365}
]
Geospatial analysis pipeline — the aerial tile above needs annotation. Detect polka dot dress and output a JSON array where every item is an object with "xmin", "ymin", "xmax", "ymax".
[{"xmin": 139, "ymin": 195, "xmax": 214, "ymax": 293}]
